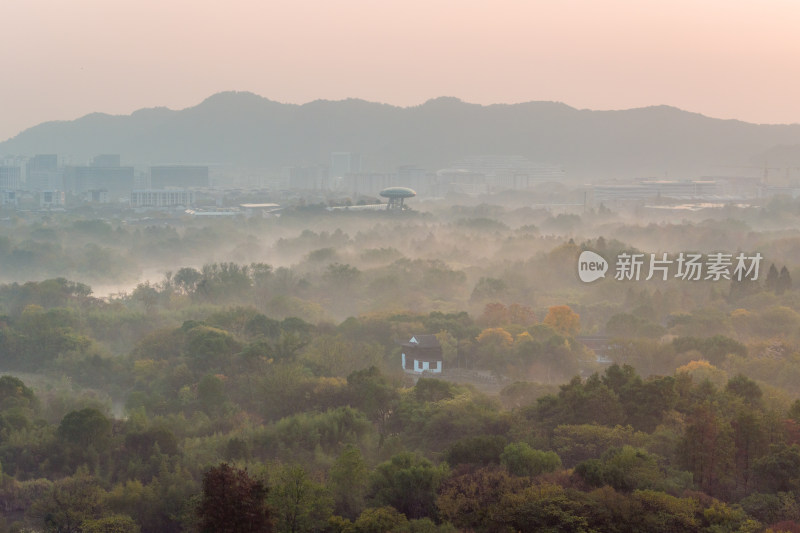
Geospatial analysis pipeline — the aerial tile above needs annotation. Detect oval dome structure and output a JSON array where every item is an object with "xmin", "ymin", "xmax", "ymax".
[{"xmin": 380, "ymin": 187, "xmax": 417, "ymax": 199}]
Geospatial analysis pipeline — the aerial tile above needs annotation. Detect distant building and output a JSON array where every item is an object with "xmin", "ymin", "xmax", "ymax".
[
  {"xmin": 640, "ymin": 179, "xmax": 720, "ymax": 198},
  {"xmin": 708, "ymin": 176, "xmax": 760, "ymax": 198},
  {"xmin": 0, "ymin": 190, "xmax": 17, "ymax": 207},
  {"xmin": 397, "ymin": 165, "xmax": 436, "ymax": 196},
  {"xmin": 591, "ymin": 184, "xmax": 659, "ymax": 205},
  {"xmin": 150, "ymin": 166, "xmax": 209, "ymax": 189},
  {"xmin": 91, "ymin": 154, "xmax": 121, "ymax": 167},
  {"xmin": 591, "ymin": 179, "xmax": 722, "ymax": 205},
  {"xmin": 760, "ymin": 186, "xmax": 800, "ymax": 199},
  {"xmin": 0, "ymin": 166, "xmax": 21, "ymax": 190},
  {"xmin": 339, "ymin": 173, "xmax": 393, "ymax": 197},
  {"xmin": 84, "ymin": 190, "xmax": 110, "ymax": 204},
  {"xmin": 446, "ymin": 155, "xmax": 564, "ymax": 191},
  {"xmin": 436, "ymin": 170, "xmax": 487, "ymax": 196},
  {"xmin": 64, "ymin": 166, "xmax": 134, "ymax": 196},
  {"xmin": 401, "ymin": 335, "xmax": 443, "ymax": 374},
  {"xmin": 330, "ymin": 152, "xmax": 362, "ymax": 178},
  {"xmin": 282, "ymin": 165, "xmax": 328, "ymax": 190},
  {"xmin": 26, "ymin": 154, "xmax": 62, "ymax": 191},
  {"xmin": 130, "ymin": 189, "xmax": 195, "ymax": 208},
  {"xmin": 28, "ymin": 154, "xmax": 58, "ymax": 171},
  {"xmin": 40, "ymin": 190, "xmax": 65, "ymax": 208},
  {"xmin": 495, "ymin": 170, "xmax": 564, "ymax": 190}
]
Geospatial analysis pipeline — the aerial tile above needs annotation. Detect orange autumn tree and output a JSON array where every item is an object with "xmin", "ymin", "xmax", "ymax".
[
  {"xmin": 478, "ymin": 303, "xmax": 510, "ymax": 327},
  {"xmin": 543, "ymin": 305, "xmax": 580, "ymax": 337},
  {"xmin": 507, "ymin": 303, "xmax": 536, "ymax": 327}
]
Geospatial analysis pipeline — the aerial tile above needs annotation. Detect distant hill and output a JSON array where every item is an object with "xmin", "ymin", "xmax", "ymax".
[{"xmin": 2, "ymin": 91, "xmax": 800, "ymax": 179}]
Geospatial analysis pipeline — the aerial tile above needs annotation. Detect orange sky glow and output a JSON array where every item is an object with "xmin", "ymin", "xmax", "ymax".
[{"xmin": 2, "ymin": 0, "xmax": 799, "ymax": 141}]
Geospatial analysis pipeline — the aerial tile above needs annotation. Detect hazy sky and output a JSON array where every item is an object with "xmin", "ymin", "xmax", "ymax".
[{"xmin": 2, "ymin": 0, "xmax": 800, "ymax": 141}]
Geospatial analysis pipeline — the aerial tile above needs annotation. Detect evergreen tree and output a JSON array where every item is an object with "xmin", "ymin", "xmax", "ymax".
[
  {"xmin": 765, "ymin": 264, "xmax": 779, "ymax": 292},
  {"xmin": 777, "ymin": 266, "xmax": 792, "ymax": 295}
]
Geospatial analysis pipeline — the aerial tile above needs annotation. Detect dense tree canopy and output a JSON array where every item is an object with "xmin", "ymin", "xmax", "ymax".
[{"xmin": 3, "ymin": 201, "xmax": 800, "ymax": 531}]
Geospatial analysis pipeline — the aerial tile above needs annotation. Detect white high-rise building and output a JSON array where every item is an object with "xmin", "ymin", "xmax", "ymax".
[{"xmin": 330, "ymin": 152, "xmax": 362, "ymax": 178}]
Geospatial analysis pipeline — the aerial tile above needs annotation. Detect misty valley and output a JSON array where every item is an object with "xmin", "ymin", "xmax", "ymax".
[
  {"xmin": 1, "ymin": 191, "xmax": 800, "ymax": 532},
  {"xmin": 5, "ymin": 0, "xmax": 800, "ymax": 526}
]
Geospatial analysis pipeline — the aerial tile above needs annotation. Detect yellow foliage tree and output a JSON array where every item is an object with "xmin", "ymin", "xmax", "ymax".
[
  {"xmin": 475, "ymin": 328, "xmax": 515, "ymax": 370},
  {"xmin": 476, "ymin": 327, "xmax": 514, "ymax": 347},
  {"xmin": 676, "ymin": 359, "xmax": 728, "ymax": 387},
  {"xmin": 543, "ymin": 305, "xmax": 580, "ymax": 337}
]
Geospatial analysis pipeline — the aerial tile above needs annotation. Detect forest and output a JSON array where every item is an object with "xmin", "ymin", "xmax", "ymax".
[{"xmin": 4, "ymin": 194, "xmax": 800, "ymax": 531}]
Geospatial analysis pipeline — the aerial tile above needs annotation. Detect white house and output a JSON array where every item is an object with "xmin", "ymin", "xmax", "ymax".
[{"xmin": 401, "ymin": 334, "xmax": 443, "ymax": 374}]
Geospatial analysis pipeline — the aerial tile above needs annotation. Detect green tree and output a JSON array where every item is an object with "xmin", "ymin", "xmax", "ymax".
[
  {"xmin": 81, "ymin": 514, "xmax": 141, "ymax": 533},
  {"xmin": 550, "ymin": 424, "xmax": 650, "ymax": 468},
  {"xmin": 183, "ymin": 325, "xmax": 241, "ymax": 373},
  {"xmin": 58, "ymin": 408, "xmax": 112, "ymax": 451},
  {"xmin": 197, "ymin": 374, "xmax": 227, "ymax": 414},
  {"xmin": 413, "ymin": 379, "xmax": 456, "ymax": 403},
  {"xmin": 245, "ymin": 314, "xmax": 281, "ymax": 339},
  {"xmin": 132, "ymin": 283, "xmax": 160, "ymax": 313},
  {"xmin": 475, "ymin": 328, "xmax": 514, "ymax": 369},
  {"xmin": 574, "ymin": 446, "xmax": 665, "ymax": 492},
  {"xmin": 470, "ymin": 277, "xmax": 508, "ymax": 301},
  {"xmin": 29, "ymin": 475, "xmax": 103, "ymax": 533},
  {"xmin": 352, "ymin": 506, "xmax": 408, "ymax": 533},
  {"xmin": 347, "ymin": 367, "xmax": 399, "ymax": 446},
  {"xmin": 725, "ymin": 374, "xmax": 763, "ymax": 406},
  {"xmin": 679, "ymin": 402, "xmax": 735, "ymax": 498},
  {"xmin": 368, "ymin": 452, "xmax": 447, "ymax": 520},
  {"xmin": 702, "ymin": 500, "xmax": 762, "ymax": 533},
  {"xmin": 269, "ymin": 464, "xmax": 332, "ymax": 533},
  {"xmin": 173, "ymin": 267, "xmax": 202, "ymax": 295},
  {"xmin": 436, "ymin": 467, "xmax": 528, "ymax": 532},
  {"xmin": 626, "ymin": 490, "xmax": 701, "ymax": 532},
  {"xmin": 606, "ymin": 313, "xmax": 665, "ymax": 339},
  {"xmin": 672, "ymin": 335, "xmax": 746, "ymax": 366},
  {"xmin": 752, "ymin": 444, "xmax": 800, "ymax": 493},
  {"xmin": 494, "ymin": 482, "xmax": 592, "ymax": 533},
  {"xmin": 536, "ymin": 374, "xmax": 625, "ymax": 431},
  {"xmin": 124, "ymin": 426, "xmax": 179, "ymax": 458},
  {"xmin": 601, "ymin": 365, "xmax": 677, "ymax": 432},
  {"xmin": 197, "ymin": 463, "xmax": 271, "ymax": 533},
  {"xmin": 500, "ymin": 442, "xmax": 562, "ymax": 478},
  {"xmin": 444, "ymin": 435, "xmax": 507, "ymax": 468},
  {"xmin": 606, "ymin": 313, "xmax": 643, "ymax": 337},
  {"xmin": 329, "ymin": 445, "xmax": 368, "ymax": 519},
  {"xmin": 0, "ymin": 374, "xmax": 39, "ymax": 415},
  {"xmin": 324, "ymin": 263, "xmax": 361, "ymax": 288}
]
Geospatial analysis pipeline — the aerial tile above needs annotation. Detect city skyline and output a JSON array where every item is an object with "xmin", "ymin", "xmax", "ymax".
[{"xmin": 2, "ymin": 0, "xmax": 800, "ymax": 142}]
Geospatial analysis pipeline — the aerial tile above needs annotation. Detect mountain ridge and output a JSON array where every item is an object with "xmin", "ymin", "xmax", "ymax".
[{"xmin": 2, "ymin": 92, "xmax": 799, "ymax": 179}]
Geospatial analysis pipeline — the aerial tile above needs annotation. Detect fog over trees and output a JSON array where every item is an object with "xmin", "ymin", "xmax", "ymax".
[{"xmin": 5, "ymin": 186, "xmax": 800, "ymax": 530}]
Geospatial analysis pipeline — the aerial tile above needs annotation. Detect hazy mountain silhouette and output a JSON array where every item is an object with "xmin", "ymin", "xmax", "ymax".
[{"xmin": 3, "ymin": 91, "xmax": 800, "ymax": 179}]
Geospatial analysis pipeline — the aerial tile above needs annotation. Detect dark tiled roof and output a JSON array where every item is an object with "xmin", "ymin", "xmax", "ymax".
[{"xmin": 402, "ymin": 334, "xmax": 440, "ymax": 348}]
